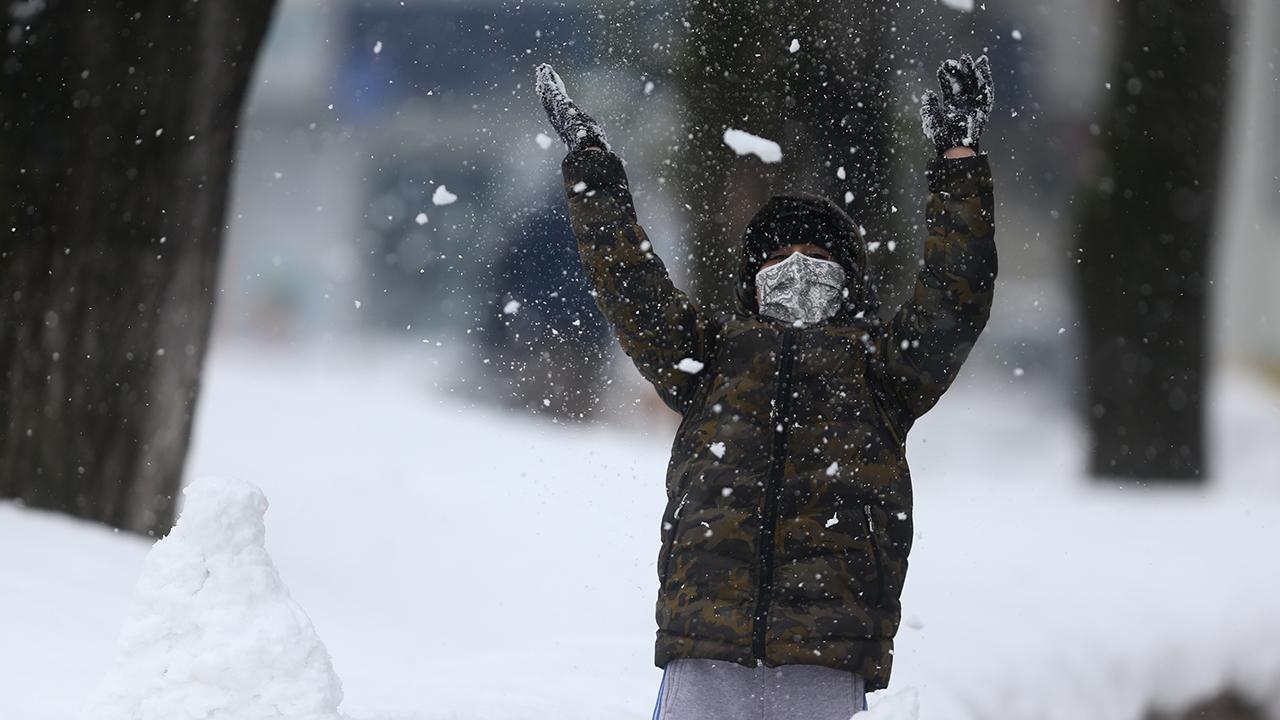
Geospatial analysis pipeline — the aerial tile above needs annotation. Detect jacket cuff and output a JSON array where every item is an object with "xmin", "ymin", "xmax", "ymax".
[
  {"xmin": 925, "ymin": 154, "xmax": 992, "ymax": 196},
  {"xmin": 561, "ymin": 146, "xmax": 635, "ymax": 212}
]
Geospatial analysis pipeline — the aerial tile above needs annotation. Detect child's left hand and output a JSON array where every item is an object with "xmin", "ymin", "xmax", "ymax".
[{"xmin": 920, "ymin": 54, "xmax": 994, "ymax": 156}]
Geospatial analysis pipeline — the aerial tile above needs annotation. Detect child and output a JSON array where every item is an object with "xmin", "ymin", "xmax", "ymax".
[{"xmin": 536, "ymin": 54, "xmax": 996, "ymax": 719}]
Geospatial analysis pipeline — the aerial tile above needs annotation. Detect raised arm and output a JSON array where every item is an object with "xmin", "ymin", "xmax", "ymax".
[
  {"xmin": 536, "ymin": 64, "xmax": 716, "ymax": 412},
  {"xmin": 878, "ymin": 55, "xmax": 998, "ymax": 431}
]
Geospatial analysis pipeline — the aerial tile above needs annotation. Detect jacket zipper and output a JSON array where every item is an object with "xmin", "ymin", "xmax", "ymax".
[{"xmin": 751, "ymin": 327, "xmax": 797, "ymax": 661}]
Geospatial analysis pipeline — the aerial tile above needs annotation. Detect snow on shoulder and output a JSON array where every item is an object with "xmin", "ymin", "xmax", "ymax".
[
  {"xmin": 87, "ymin": 477, "xmax": 345, "ymax": 720},
  {"xmin": 722, "ymin": 128, "xmax": 782, "ymax": 163}
]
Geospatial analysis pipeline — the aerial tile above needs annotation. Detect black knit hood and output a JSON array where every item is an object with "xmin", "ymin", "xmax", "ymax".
[{"xmin": 735, "ymin": 192, "xmax": 877, "ymax": 324}]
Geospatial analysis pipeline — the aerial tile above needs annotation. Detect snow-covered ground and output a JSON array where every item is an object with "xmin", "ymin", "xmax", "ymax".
[{"xmin": 2, "ymin": 345, "xmax": 1279, "ymax": 720}]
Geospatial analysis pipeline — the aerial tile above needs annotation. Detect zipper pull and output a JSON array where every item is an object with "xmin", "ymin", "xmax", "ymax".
[{"xmin": 863, "ymin": 504, "xmax": 875, "ymax": 533}]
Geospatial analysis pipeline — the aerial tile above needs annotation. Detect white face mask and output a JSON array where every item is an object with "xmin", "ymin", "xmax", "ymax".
[{"xmin": 755, "ymin": 251, "xmax": 847, "ymax": 327}]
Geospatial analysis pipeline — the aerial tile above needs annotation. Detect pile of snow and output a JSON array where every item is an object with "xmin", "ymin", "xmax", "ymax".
[
  {"xmin": 723, "ymin": 128, "xmax": 783, "ymax": 163},
  {"xmin": 864, "ymin": 688, "xmax": 919, "ymax": 719},
  {"xmin": 87, "ymin": 478, "xmax": 344, "ymax": 720}
]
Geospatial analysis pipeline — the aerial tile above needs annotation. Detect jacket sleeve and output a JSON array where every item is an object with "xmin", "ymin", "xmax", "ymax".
[
  {"xmin": 878, "ymin": 154, "xmax": 997, "ymax": 432},
  {"xmin": 560, "ymin": 146, "xmax": 716, "ymax": 413}
]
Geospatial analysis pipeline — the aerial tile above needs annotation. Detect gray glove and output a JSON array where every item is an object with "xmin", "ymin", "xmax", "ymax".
[
  {"xmin": 535, "ymin": 63, "xmax": 610, "ymax": 153},
  {"xmin": 920, "ymin": 54, "xmax": 994, "ymax": 155}
]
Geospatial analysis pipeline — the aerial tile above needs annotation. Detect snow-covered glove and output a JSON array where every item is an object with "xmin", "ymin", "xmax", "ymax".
[
  {"xmin": 920, "ymin": 54, "xmax": 994, "ymax": 156},
  {"xmin": 535, "ymin": 63, "xmax": 610, "ymax": 153}
]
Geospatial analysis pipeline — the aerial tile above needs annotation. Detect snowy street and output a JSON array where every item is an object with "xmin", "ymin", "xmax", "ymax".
[{"xmin": 3, "ymin": 348, "xmax": 1278, "ymax": 720}]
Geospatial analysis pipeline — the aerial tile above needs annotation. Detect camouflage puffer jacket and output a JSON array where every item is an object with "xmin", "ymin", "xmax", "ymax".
[{"xmin": 560, "ymin": 147, "xmax": 996, "ymax": 691}]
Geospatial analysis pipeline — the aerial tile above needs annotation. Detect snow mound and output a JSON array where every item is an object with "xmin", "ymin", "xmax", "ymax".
[
  {"xmin": 87, "ymin": 477, "xmax": 344, "ymax": 720},
  {"xmin": 862, "ymin": 687, "xmax": 919, "ymax": 719},
  {"xmin": 723, "ymin": 128, "xmax": 782, "ymax": 163}
]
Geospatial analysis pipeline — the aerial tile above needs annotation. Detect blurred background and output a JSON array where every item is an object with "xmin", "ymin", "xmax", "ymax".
[
  {"xmin": 214, "ymin": 0, "xmax": 1278, "ymax": 433},
  {"xmin": 2, "ymin": 0, "xmax": 1278, "ymax": 719}
]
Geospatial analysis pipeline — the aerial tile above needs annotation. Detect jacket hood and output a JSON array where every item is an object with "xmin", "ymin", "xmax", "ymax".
[{"xmin": 736, "ymin": 192, "xmax": 878, "ymax": 324}]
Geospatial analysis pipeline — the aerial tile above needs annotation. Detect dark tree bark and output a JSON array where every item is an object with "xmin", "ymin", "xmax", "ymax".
[
  {"xmin": 0, "ymin": 2, "xmax": 277, "ymax": 535},
  {"xmin": 1073, "ymin": 0, "xmax": 1233, "ymax": 481},
  {"xmin": 671, "ymin": 0, "xmax": 906, "ymax": 315},
  {"xmin": 1146, "ymin": 688, "xmax": 1266, "ymax": 720}
]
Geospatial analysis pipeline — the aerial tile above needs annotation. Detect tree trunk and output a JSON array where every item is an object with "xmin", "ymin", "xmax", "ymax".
[
  {"xmin": 1073, "ymin": 0, "xmax": 1233, "ymax": 481},
  {"xmin": 0, "ymin": 1, "xmax": 277, "ymax": 535},
  {"xmin": 671, "ymin": 0, "xmax": 905, "ymax": 315}
]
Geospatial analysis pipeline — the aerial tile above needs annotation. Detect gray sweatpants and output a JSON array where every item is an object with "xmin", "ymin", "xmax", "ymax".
[{"xmin": 652, "ymin": 658, "xmax": 866, "ymax": 720}]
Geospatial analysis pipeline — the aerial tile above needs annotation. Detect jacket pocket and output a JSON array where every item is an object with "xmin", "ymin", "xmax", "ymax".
[
  {"xmin": 863, "ymin": 504, "xmax": 891, "ymax": 607},
  {"xmin": 659, "ymin": 491, "xmax": 690, "ymax": 584}
]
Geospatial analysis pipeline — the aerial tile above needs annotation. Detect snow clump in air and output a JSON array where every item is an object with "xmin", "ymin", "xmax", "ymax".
[
  {"xmin": 87, "ymin": 477, "xmax": 345, "ymax": 720},
  {"xmin": 722, "ymin": 129, "xmax": 782, "ymax": 163},
  {"xmin": 432, "ymin": 185, "xmax": 458, "ymax": 205},
  {"xmin": 534, "ymin": 132, "xmax": 553, "ymax": 149},
  {"xmin": 676, "ymin": 357, "xmax": 705, "ymax": 374},
  {"xmin": 939, "ymin": 0, "xmax": 974, "ymax": 11}
]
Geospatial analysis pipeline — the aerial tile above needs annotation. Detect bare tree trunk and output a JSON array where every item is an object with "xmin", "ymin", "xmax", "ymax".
[
  {"xmin": 1073, "ymin": 0, "xmax": 1233, "ymax": 481},
  {"xmin": 0, "ymin": 1, "xmax": 277, "ymax": 535}
]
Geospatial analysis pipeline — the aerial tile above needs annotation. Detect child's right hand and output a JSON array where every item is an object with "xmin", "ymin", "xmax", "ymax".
[{"xmin": 535, "ymin": 63, "xmax": 610, "ymax": 153}]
